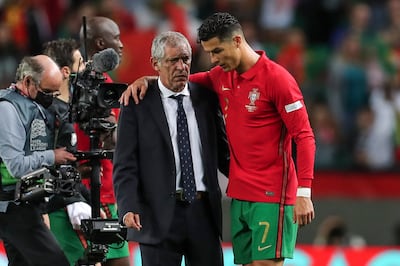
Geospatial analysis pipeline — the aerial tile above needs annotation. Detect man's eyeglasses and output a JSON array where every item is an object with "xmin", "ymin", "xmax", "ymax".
[{"xmin": 35, "ymin": 82, "xmax": 60, "ymax": 97}]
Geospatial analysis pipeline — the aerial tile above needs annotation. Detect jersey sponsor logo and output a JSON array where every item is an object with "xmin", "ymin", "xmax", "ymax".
[
  {"xmin": 285, "ymin": 100, "xmax": 303, "ymax": 113},
  {"xmin": 245, "ymin": 88, "xmax": 260, "ymax": 112}
]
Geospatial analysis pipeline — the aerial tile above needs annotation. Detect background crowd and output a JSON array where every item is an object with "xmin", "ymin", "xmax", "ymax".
[{"xmin": 0, "ymin": 0, "xmax": 400, "ymax": 171}]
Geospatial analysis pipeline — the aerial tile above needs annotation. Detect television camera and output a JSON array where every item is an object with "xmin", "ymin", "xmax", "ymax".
[{"xmin": 70, "ymin": 47, "xmax": 127, "ymax": 135}]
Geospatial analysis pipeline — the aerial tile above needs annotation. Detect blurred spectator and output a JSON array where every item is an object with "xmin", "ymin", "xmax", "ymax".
[
  {"xmin": 56, "ymin": 1, "xmax": 98, "ymax": 40},
  {"xmin": 240, "ymin": 18, "xmax": 263, "ymax": 51},
  {"xmin": 24, "ymin": 0, "xmax": 54, "ymax": 54},
  {"xmin": 3, "ymin": 0, "xmax": 30, "ymax": 52},
  {"xmin": 259, "ymin": 0, "xmax": 296, "ymax": 35},
  {"xmin": 353, "ymin": 88, "xmax": 397, "ymax": 171},
  {"xmin": 258, "ymin": 0, "xmax": 297, "ymax": 53},
  {"xmin": 389, "ymin": 74, "xmax": 400, "ymax": 163},
  {"xmin": 330, "ymin": 2, "xmax": 375, "ymax": 50},
  {"xmin": 309, "ymin": 102, "xmax": 342, "ymax": 169},
  {"xmin": 353, "ymin": 105, "xmax": 374, "ymax": 169},
  {"xmin": 126, "ymin": 0, "xmax": 199, "ymax": 44},
  {"xmin": 115, "ymin": 0, "xmax": 201, "ymax": 83},
  {"xmin": 0, "ymin": 22, "xmax": 21, "ymax": 88},
  {"xmin": 353, "ymin": 55, "xmax": 397, "ymax": 170},
  {"xmin": 294, "ymin": 0, "xmax": 346, "ymax": 45},
  {"xmin": 98, "ymin": 0, "xmax": 136, "ymax": 32},
  {"xmin": 327, "ymin": 32, "xmax": 369, "ymax": 152},
  {"xmin": 276, "ymin": 27, "xmax": 306, "ymax": 86},
  {"xmin": 379, "ymin": 0, "xmax": 400, "ymax": 77}
]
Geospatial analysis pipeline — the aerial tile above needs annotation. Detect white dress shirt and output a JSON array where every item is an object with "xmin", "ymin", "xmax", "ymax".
[{"xmin": 158, "ymin": 79, "xmax": 206, "ymax": 192}]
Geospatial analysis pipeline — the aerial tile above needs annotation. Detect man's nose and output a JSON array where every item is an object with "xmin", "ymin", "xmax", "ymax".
[{"xmin": 176, "ymin": 58, "xmax": 186, "ymax": 68}]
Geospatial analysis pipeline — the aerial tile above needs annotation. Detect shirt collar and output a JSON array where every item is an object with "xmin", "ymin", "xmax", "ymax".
[
  {"xmin": 158, "ymin": 78, "xmax": 190, "ymax": 99},
  {"xmin": 240, "ymin": 50, "xmax": 266, "ymax": 80}
]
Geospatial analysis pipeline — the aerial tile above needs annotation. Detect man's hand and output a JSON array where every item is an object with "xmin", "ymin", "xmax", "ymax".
[
  {"xmin": 54, "ymin": 147, "xmax": 76, "ymax": 165},
  {"xmin": 123, "ymin": 211, "xmax": 142, "ymax": 231},
  {"xmin": 99, "ymin": 114, "xmax": 117, "ymax": 149},
  {"xmin": 66, "ymin": 201, "xmax": 92, "ymax": 230},
  {"xmin": 294, "ymin": 197, "xmax": 315, "ymax": 226},
  {"xmin": 119, "ymin": 76, "xmax": 157, "ymax": 105}
]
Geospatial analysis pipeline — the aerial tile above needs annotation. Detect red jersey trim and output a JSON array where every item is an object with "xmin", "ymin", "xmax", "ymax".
[{"xmin": 275, "ymin": 202, "xmax": 284, "ymax": 258}]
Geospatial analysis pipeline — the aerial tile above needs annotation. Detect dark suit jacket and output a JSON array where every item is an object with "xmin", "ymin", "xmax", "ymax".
[{"xmin": 113, "ymin": 80, "xmax": 229, "ymax": 244}]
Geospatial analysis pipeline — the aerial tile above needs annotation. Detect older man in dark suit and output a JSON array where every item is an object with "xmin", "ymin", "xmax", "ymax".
[{"xmin": 113, "ymin": 31, "xmax": 230, "ymax": 266}]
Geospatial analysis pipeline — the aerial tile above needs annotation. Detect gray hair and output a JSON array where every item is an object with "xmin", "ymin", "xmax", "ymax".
[
  {"xmin": 15, "ymin": 56, "xmax": 43, "ymax": 84},
  {"xmin": 151, "ymin": 31, "xmax": 192, "ymax": 62}
]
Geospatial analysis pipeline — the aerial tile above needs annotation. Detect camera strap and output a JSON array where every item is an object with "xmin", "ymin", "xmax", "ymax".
[{"xmin": 53, "ymin": 113, "xmax": 61, "ymax": 149}]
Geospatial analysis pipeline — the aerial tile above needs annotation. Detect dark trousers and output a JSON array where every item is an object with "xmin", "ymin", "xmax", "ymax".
[
  {"xmin": 139, "ymin": 198, "xmax": 223, "ymax": 266},
  {"xmin": 0, "ymin": 202, "xmax": 69, "ymax": 266}
]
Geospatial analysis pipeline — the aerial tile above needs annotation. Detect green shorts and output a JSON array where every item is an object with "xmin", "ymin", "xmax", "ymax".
[
  {"xmin": 230, "ymin": 199, "xmax": 298, "ymax": 264},
  {"xmin": 49, "ymin": 209, "xmax": 85, "ymax": 266},
  {"xmin": 101, "ymin": 203, "xmax": 130, "ymax": 260}
]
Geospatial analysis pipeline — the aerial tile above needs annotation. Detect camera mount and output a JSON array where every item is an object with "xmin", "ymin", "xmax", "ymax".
[{"xmin": 74, "ymin": 122, "xmax": 126, "ymax": 265}]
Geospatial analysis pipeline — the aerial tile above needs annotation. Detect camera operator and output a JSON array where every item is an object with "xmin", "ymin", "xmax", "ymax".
[
  {"xmin": 0, "ymin": 55, "xmax": 75, "ymax": 266},
  {"xmin": 75, "ymin": 16, "xmax": 130, "ymax": 266},
  {"xmin": 43, "ymin": 38, "xmax": 96, "ymax": 266}
]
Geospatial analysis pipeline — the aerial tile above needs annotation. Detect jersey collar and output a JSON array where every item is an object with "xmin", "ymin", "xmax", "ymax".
[{"xmin": 239, "ymin": 50, "xmax": 267, "ymax": 80}]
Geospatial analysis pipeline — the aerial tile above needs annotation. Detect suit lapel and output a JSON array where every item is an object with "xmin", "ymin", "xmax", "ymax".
[{"xmin": 145, "ymin": 84, "xmax": 174, "ymax": 153}]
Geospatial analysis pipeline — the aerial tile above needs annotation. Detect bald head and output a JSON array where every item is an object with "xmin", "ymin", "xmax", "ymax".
[
  {"xmin": 32, "ymin": 55, "xmax": 63, "ymax": 92},
  {"xmin": 85, "ymin": 17, "xmax": 117, "ymax": 38},
  {"xmin": 80, "ymin": 16, "xmax": 123, "ymax": 60}
]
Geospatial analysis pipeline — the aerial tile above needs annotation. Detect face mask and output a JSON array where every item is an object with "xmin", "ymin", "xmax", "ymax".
[{"xmin": 35, "ymin": 90, "xmax": 53, "ymax": 108}]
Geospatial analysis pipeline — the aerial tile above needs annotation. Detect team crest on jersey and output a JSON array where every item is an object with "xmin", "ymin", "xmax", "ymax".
[{"xmin": 245, "ymin": 88, "xmax": 260, "ymax": 112}]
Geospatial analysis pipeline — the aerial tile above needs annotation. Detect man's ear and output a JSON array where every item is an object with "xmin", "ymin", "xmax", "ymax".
[
  {"xmin": 24, "ymin": 76, "xmax": 32, "ymax": 87},
  {"xmin": 151, "ymin": 57, "xmax": 160, "ymax": 71},
  {"xmin": 95, "ymin": 38, "xmax": 105, "ymax": 50},
  {"xmin": 60, "ymin": 66, "xmax": 70, "ymax": 79},
  {"xmin": 233, "ymin": 35, "xmax": 242, "ymax": 48}
]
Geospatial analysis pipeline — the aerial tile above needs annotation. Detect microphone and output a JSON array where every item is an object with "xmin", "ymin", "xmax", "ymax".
[{"xmin": 91, "ymin": 48, "xmax": 120, "ymax": 73}]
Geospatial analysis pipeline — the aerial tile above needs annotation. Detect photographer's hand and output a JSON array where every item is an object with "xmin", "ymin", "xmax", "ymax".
[
  {"xmin": 66, "ymin": 201, "xmax": 92, "ymax": 230},
  {"xmin": 120, "ymin": 76, "xmax": 157, "ymax": 105},
  {"xmin": 54, "ymin": 147, "xmax": 77, "ymax": 165}
]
